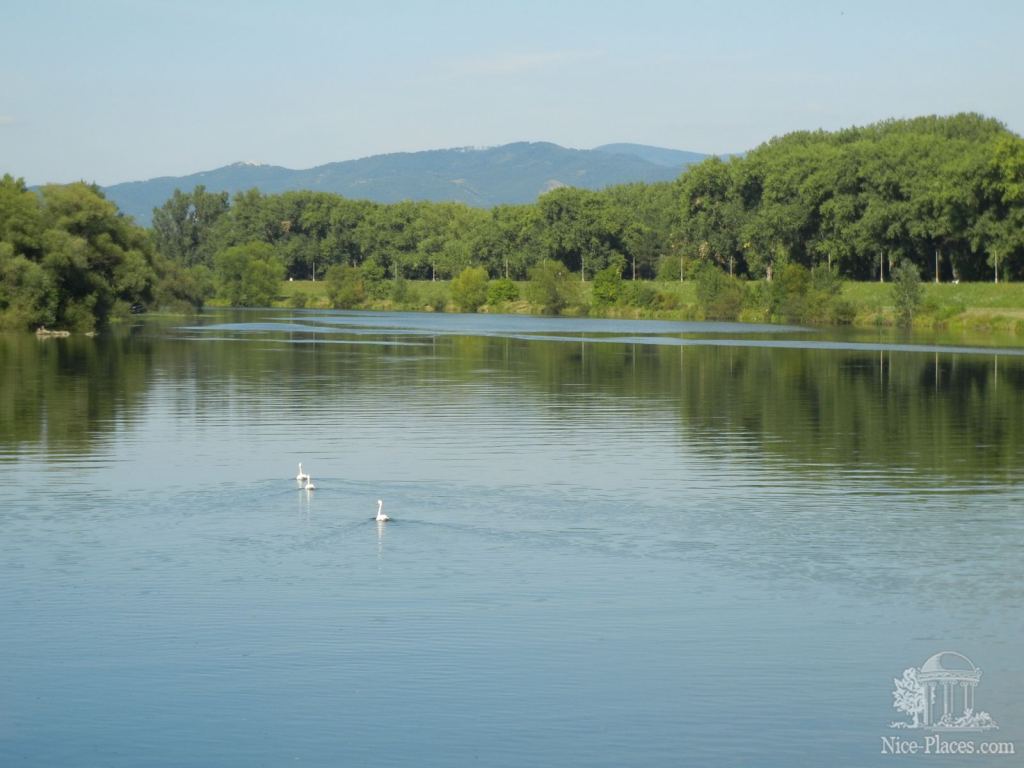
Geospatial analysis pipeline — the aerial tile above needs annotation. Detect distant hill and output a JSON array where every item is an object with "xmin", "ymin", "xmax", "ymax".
[
  {"xmin": 592, "ymin": 143, "xmax": 713, "ymax": 168},
  {"xmin": 101, "ymin": 142, "xmax": 715, "ymax": 225}
]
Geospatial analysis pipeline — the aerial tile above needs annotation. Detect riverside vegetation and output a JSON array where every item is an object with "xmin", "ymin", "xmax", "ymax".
[{"xmin": 3, "ymin": 113, "xmax": 1023, "ymax": 332}]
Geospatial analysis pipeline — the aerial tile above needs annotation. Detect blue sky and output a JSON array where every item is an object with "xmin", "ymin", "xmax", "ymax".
[{"xmin": 2, "ymin": 0, "xmax": 1022, "ymax": 185}]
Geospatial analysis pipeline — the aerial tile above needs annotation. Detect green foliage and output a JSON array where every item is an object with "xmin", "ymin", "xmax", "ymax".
[
  {"xmin": 0, "ymin": 177, "xmax": 163, "ymax": 331},
  {"xmin": 390, "ymin": 276, "xmax": 414, "ymax": 304},
  {"xmin": 145, "ymin": 114, "xmax": 1024, "ymax": 316},
  {"xmin": 803, "ymin": 265, "xmax": 852, "ymax": 324},
  {"xmin": 325, "ymin": 264, "xmax": 366, "ymax": 309},
  {"xmin": 769, "ymin": 263, "xmax": 810, "ymax": 321},
  {"xmin": 360, "ymin": 259, "xmax": 389, "ymax": 299},
  {"xmin": 0, "ymin": 175, "xmax": 44, "ymax": 257},
  {"xmin": 656, "ymin": 253, "xmax": 687, "ymax": 281},
  {"xmin": 416, "ymin": 281, "xmax": 450, "ymax": 311},
  {"xmin": 487, "ymin": 277, "xmax": 519, "ymax": 304},
  {"xmin": 537, "ymin": 187, "xmax": 624, "ymax": 279},
  {"xmin": 213, "ymin": 242, "xmax": 284, "ymax": 307},
  {"xmin": 592, "ymin": 255, "xmax": 625, "ymax": 306},
  {"xmin": 748, "ymin": 263, "xmax": 855, "ymax": 325},
  {"xmin": 450, "ymin": 266, "xmax": 489, "ymax": 312},
  {"xmin": 621, "ymin": 281, "xmax": 658, "ymax": 309},
  {"xmin": 892, "ymin": 260, "xmax": 923, "ymax": 325},
  {"xmin": 525, "ymin": 260, "xmax": 579, "ymax": 315},
  {"xmin": 151, "ymin": 185, "xmax": 229, "ymax": 268},
  {"xmin": 694, "ymin": 263, "xmax": 745, "ymax": 320},
  {"xmin": 153, "ymin": 262, "xmax": 214, "ymax": 311},
  {"xmin": 0, "ymin": 243, "xmax": 56, "ymax": 329}
]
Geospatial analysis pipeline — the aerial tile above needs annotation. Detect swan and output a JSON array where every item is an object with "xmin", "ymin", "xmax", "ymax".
[
  {"xmin": 375, "ymin": 499, "xmax": 390, "ymax": 522},
  {"xmin": 296, "ymin": 463, "xmax": 309, "ymax": 483},
  {"xmin": 302, "ymin": 477, "xmax": 316, "ymax": 491}
]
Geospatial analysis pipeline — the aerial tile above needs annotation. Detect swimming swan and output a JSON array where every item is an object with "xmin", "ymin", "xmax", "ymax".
[
  {"xmin": 302, "ymin": 477, "xmax": 316, "ymax": 490},
  {"xmin": 375, "ymin": 499, "xmax": 390, "ymax": 522},
  {"xmin": 296, "ymin": 463, "xmax": 309, "ymax": 483}
]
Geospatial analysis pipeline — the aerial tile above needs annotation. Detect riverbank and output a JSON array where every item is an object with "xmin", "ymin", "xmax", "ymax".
[{"xmin": 253, "ymin": 279, "xmax": 1024, "ymax": 335}]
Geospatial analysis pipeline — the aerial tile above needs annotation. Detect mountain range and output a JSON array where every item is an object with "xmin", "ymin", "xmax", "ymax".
[{"xmin": 101, "ymin": 142, "xmax": 718, "ymax": 225}]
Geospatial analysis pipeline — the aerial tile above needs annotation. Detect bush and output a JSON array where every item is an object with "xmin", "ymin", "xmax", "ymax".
[
  {"xmin": 654, "ymin": 290, "xmax": 682, "ymax": 310},
  {"xmin": 526, "ymin": 260, "xmax": 579, "ymax": 315},
  {"xmin": 288, "ymin": 292, "xmax": 308, "ymax": 309},
  {"xmin": 770, "ymin": 263, "xmax": 810, "ymax": 321},
  {"xmin": 828, "ymin": 298, "xmax": 857, "ymax": 324},
  {"xmin": 695, "ymin": 263, "xmax": 745, "ymax": 320},
  {"xmin": 325, "ymin": 264, "xmax": 366, "ymax": 309},
  {"xmin": 360, "ymin": 259, "xmax": 389, "ymax": 299},
  {"xmin": 487, "ymin": 278, "xmax": 519, "ymax": 305},
  {"xmin": 803, "ymin": 265, "xmax": 846, "ymax": 324},
  {"xmin": 656, "ymin": 253, "xmax": 686, "ymax": 282},
  {"xmin": 621, "ymin": 281, "xmax": 658, "ymax": 309},
  {"xmin": 390, "ymin": 276, "xmax": 414, "ymax": 304},
  {"xmin": 892, "ymin": 260, "xmax": 922, "ymax": 326},
  {"xmin": 450, "ymin": 266, "xmax": 489, "ymax": 312},
  {"xmin": 592, "ymin": 259, "xmax": 624, "ymax": 306}
]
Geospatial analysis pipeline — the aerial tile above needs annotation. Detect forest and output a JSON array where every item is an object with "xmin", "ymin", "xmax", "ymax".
[{"xmin": 2, "ymin": 113, "xmax": 1022, "ymax": 330}]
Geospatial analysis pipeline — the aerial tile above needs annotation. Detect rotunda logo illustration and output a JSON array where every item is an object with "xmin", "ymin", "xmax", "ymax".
[{"xmin": 890, "ymin": 651, "xmax": 998, "ymax": 731}]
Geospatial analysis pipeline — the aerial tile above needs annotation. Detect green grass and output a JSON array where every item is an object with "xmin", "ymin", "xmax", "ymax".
[
  {"xmin": 268, "ymin": 278, "xmax": 1024, "ymax": 334},
  {"xmin": 842, "ymin": 280, "xmax": 1024, "ymax": 311},
  {"xmin": 840, "ymin": 280, "xmax": 1024, "ymax": 332}
]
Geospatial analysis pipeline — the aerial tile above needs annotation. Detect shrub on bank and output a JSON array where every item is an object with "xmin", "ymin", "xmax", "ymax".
[
  {"xmin": 525, "ymin": 260, "xmax": 580, "ymax": 315},
  {"xmin": 695, "ymin": 263, "xmax": 745, "ymax": 320},
  {"xmin": 325, "ymin": 265, "xmax": 366, "ymax": 309},
  {"xmin": 487, "ymin": 278, "xmax": 519, "ymax": 305},
  {"xmin": 451, "ymin": 267, "xmax": 489, "ymax": 312}
]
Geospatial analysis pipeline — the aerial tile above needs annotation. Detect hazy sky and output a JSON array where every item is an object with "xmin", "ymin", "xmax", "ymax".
[{"xmin": 2, "ymin": 0, "xmax": 1022, "ymax": 186}]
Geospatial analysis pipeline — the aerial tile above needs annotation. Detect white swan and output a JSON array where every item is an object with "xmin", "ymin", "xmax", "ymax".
[
  {"xmin": 375, "ymin": 499, "xmax": 390, "ymax": 522},
  {"xmin": 296, "ymin": 463, "xmax": 309, "ymax": 483},
  {"xmin": 302, "ymin": 477, "xmax": 316, "ymax": 491}
]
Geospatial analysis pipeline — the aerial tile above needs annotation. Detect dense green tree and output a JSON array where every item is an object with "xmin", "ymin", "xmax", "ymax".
[
  {"xmin": 525, "ymin": 259, "xmax": 580, "ymax": 314},
  {"xmin": 0, "ymin": 175, "xmax": 44, "ymax": 258},
  {"xmin": 152, "ymin": 259, "xmax": 214, "ymax": 310},
  {"xmin": 678, "ymin": 158, "xmax": 745, "ymax": 275},
  {"xmin": 213, "ymin": 242, "xmax": 284, "ymax": 307},
  {"xmin": 538, "ymin": 187, "xmax": 623, "ymax": 281},
  {"xmin": 151, "ymin": 185, "xmax": 229, "ymax": 268},
  {"xmin": 324, "ymin": 264, "xmax": 366, "ymax": 308},
  {"xmin": 450, "ymin": 266, "xmax": 489, "ymax": 312},
  {"xmin": 36, "ymin": 182, "xmax": 158, "ymax": 330},
  {"xmin": 474, "ymin": 204, "xmax": 543, "ymax": 279},
  {"xmin": 0, "ymin": 242, "xmax": 56, "ymax": 328}
]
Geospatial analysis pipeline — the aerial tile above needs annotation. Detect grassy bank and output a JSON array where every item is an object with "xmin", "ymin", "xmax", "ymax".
[
  {"xmin": 263, "ymin": 279, "xmax": 1024, "ymax": 334},
  {"xmin": 843, "ymin": 282, "xmax": 1024, "ymax": 333}
]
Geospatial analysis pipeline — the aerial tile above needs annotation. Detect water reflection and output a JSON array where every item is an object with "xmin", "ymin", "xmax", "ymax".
[{"xmin": 2, "ymin": 312, "xmax": 1023, "ymax": 487}]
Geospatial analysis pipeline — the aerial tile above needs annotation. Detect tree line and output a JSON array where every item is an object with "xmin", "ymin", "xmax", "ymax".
[
  {"xmin": 149, "ymin": 113, "xmax": 1024, "ymax": 292},
  {"xmin": 2, "ymin": 112, "xmax": 1022, "ymax": 329}
]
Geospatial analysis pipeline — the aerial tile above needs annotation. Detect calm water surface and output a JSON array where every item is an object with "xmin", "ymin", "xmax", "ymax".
[{"xmin": 2, "ymin": 310, "xmax": 1022, "ymax": 767}]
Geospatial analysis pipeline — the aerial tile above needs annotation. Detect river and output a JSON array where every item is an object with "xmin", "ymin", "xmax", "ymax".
[{"xmin": 1, "ymin": 310, "xmax": 1022, "ymax": 766}]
